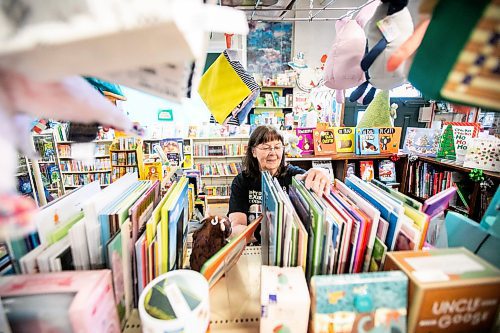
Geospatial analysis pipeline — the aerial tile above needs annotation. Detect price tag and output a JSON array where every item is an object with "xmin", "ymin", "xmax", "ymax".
[{"xmin": 377, "ymin": 15, "xmax": 400, "ymax": 43}]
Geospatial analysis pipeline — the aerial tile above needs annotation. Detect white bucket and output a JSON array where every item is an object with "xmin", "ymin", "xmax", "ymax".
[{"xmin": 138, "ymin": 269, "xmax": 210, "ymax": 333}]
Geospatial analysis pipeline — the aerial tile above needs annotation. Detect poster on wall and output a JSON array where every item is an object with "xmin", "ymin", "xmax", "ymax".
[{"xmin": 247, "ymin": 22, "xmax": 293, "ymax": 76}]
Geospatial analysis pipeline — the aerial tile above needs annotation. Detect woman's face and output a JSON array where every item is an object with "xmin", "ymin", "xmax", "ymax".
[{"xmin": 252, "ymin": 140, "xmax": 284, "ymax": 175}]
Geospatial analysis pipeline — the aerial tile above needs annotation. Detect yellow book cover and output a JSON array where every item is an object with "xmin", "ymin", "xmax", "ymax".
[
  {"xmin": 333, "ymin": 127, "xmax": 355, "ymax": 153},
  {"xmin": 144, "ymin": 162, "xmax": 163, "ymax": 182}
]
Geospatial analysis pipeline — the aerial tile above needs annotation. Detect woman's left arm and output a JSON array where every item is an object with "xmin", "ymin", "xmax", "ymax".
[{"xmin": 295, "ymin": 168, "xmax": 330, "ymax": 196}]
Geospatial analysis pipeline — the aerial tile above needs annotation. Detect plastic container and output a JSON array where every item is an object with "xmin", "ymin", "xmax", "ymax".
[{"xmin": 138, "ymin": 269, "xmax": 210, "ymax": 333}]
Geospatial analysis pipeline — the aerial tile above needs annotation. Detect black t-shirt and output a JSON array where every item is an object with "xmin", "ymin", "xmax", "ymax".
[{"xmin": 228, "ymin": 164, "xmax": 305, "ymax": 242}]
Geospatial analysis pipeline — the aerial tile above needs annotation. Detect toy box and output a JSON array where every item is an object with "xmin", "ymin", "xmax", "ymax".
[
  {"xmin": 260, "ymin": 266, "xmax": 310, "ymax": 333},
  {"xmin": 310, "ymin": 271, "xmax": 408, "ymax": 333},
  {"xmin": 384, "ymin": 247, "xmax": 500, "ymax": 333}
]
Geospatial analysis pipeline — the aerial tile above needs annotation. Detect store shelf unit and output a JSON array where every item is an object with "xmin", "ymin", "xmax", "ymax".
[
  {"xmin": 249, "ymin": 86, "xmax": 294, "ymax": 128},
  {"xmin": 16, "ymin": 154, "xmax": 39, "ymax": 206},
  {"xmin": 110, "ymin": 137, "xmax": 145, "ymax": 182},
  {"xmin": 192, "ymin": 136, "xmax": 248, "ymax": 202},
  {"xmin": 404, "ymin": 156, "xmax": 500, "ymax": 220},
  {"xmin": 56, "ymin": 139, "xmax": 113, "ymax": 190},
  {"xmin": 31, "ymin": 132, "xmax": 65, "ymax": 201},
  {"xmin": 287, "ymin": 153, "xmax": 409, "ymax": 191}
]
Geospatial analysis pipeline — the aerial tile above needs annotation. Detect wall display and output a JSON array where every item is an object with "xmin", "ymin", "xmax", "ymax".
[{"xmin": 247, "ymin": 22, "xmax": 293, "ymax": 76}]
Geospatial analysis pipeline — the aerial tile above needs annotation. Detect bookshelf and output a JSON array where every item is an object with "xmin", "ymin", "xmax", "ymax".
[
  {"xmin": 287, "ymin": 153, "xmax": 409, "ymax": 190},
  {"xmin": 404, "ymin": 156, "xmax": 500, "ymax": 220},
  {"xmin": 31, "ymin": 132, "xmax": 65, "ymax": 201},
  {"xmin": 16, "ymin": 154, "xmax": 39, "ymax": 206},
  {"xmin": 192, "ymin": 136, "xmax": 248, "ymax": 201},
  {"xmin": 110, "ymin": 137, "xmax": 145, "ymax": 182},
  {"xmin": 249, "ymin": 86, "xmax": 294, "ymax": 128},
  {"xmin": 56, "ymin": 139, "xmax": 113, "ymax": 190}
]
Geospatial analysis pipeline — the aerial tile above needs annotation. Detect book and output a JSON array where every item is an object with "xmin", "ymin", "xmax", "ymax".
[
  {"xmin": 355, "ymin": 128, "xmax": 380, "ymax": 155},
  {"xmin": 333, "ymin": 127, "xmax": 355, "ymax": 153},
  {"xmin": 144, "ymin": 162, "xmax": 163, "ymax": 182},
  {"xmin": 360, "ymin": 161, "xmax": 375, "ymax": 181},
  {"xmin": 369, "ymin": 237, "xmax": 387, "ymax": 272},
  {"xmin": 402, "ymin": 127, "xmax": 442, "ymax": 157},
  {"xmin": 378, "ymin": 127, "xmax": 402, "ymax": 153},
  {"xmin": 313, "ymin": 127, "xmax": 336, "ymax": 155},
  {"xmin": 311, "ymin": 160, "xmax": 334, "ymax": 183},
  {"xmin": 295, "ymin": 128, "xmax": 315, "ymax": 155},
  {"xmin": 310, "ymin": 271, "xmax": 408, "ymax": 333},
  {"xmin": 378, "ymin": 160, "xmax": 396, "ymax": 183},
  {"xmin": 346, "ymin": 162, "xmax": 355, "ymax": 178}
]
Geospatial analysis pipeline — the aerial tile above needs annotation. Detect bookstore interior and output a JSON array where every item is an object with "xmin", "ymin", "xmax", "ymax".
[{"xmin": 1, "ymin": 0, "xmax": 500, "ymax": 332}]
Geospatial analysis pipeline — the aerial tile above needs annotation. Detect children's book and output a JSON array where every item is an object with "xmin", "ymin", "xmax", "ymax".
[
  {"xmin": 346, "ymin": 162, "xmax": 355, "ymax": 178},
  {"xmin": 402, "ymin": 127, "xmax": 442, "ymax": 157},
  {"xmin": 311, "ymin": 160, "xmax": 334, "ymax": 183},
  {"xmin": 360, "ymin": 161, "xmax": 375, "ymax": 181},
  {"xmin": 333, "ymin": 127, "xmax": 355, "ymax": 153},
  {"xmin": 369, "ymin": 237, "xmax": 387, "ymax": 272},
  {"xmin": 422, "ymin": 186, "xmax": 457, "ymax": 218},
  {"xmin": 313, "ymin": 127, "xmax": 336, "ymax": 155},
  {"xmin": 378, "ymin": 160, "xmax": 396, "ymax": 183},
  {"xmin": 310, "ymin": 271, "xmax": 407, "ymax": 333},
  {"xmin": 463, "ymin": 136, "xmax": 500, "ymax": 172},
  {"xmin": 296, "ymin": 128, "xmax": 315, "ymax": 155},
  {"xmin": 378, "ymin": 127, "xmax": 402, "ymax": 153},
  {"xmin": 144, "ymin": 162, "xmax": 162, "ymax": 182},
  {"xmin": 200, "ymin": 217, "xmax": 261, "ymax": 288},
  {"xmin": 356, "ymin": 128, "xmax": 380, "ymax": 155}
]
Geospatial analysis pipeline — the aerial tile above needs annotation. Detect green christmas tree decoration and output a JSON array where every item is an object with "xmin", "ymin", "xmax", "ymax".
[
  {"xmin": 358, "ymin": 90, "xmax": 393, "ymax": 128},
  {"xmin": 437, "ymin": 124, "xmax": 456, "ymax": 159}
]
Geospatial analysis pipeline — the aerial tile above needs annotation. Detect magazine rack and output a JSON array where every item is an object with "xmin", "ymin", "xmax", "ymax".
[{"xmin": 123, "ymin": 246, "xmax": 262, "ymax": 333}]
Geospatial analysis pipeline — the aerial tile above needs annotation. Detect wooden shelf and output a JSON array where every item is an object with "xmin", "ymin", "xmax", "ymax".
[
  {"xmin": 253, "ymin": 106, "xmax": 293, "ymax": 109},
  {"xmin": 59, "ymin": 155, "xmax": 110, "ymax": 159},
  {"xmin": 112, "ymin": 164, "xmax": 138, "ymax": 167},
  {"xmin": 192, "ymin": 136, "xmax": 249, "ymax": 141},
  {"xmin": 193, "ymin": 155, "xmax": 245, "ymax": 159},
  {"xmin": 417, "ymin": 156, "xmax": 500, "ymax": 180},
  {"xmin": 201, "ymin": 175, "xmax": 238, "ymax": 178},
  {"xmin": 61, "ymin": 170, "xmax": 111, "ymax": 174},
  {"xmin": 287, "ymin": 156, "xmax": 332, "ymax": 161},
  {"xmin": 286, "ymin": 153, "xmax": 405, "ymax": 162},
  {"xmin": 110, "ymin": 149, "xmax": 138, "ymax": 152}
]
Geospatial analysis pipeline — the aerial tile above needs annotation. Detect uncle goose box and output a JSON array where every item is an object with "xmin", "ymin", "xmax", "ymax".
[
  {"xmin": 310, "ymin": 271, "xmax": 408, "ymax": 333},
  {"xmin": 260, "ymin": 266, "xmax": 310, "ymax": 333},
  {"xmin": 384, "ymin": 247, "xmax": 500, "ymax": 333}
]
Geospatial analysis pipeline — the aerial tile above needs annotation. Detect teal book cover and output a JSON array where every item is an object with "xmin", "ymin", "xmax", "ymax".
[
  {"xmin": 311, "ymin": 271, "xmax": 408, "ymax": 333},
  {"xmin": 356, "ymin": 128, "xmax": 381, "ymax": 155}
]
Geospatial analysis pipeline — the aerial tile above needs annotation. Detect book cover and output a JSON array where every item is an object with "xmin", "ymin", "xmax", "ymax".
[
  {"xmin": 360, "ymin": 161, "xmax": 375, "ymax": 181},
  {"xmin": 378, "ymin": 127, "xmax": 402, "ymax": 153},
  {"xmin": 333, "ymin": 127, "xmax": 355, "ymax": 153},
  {"xmin": 369, "ymin": 237, "xmax": 387, "ymax": 272},
  {"xmin": 378, "ymin": 160, "xmax": 396, "ymax": 183},
  {"xmin": 311, "ymin": 271, "xmax": 408, "ymax": 333},
  {"xmin": 356, "ymin": 128, "xmax": 381, "ymax": 155},
  {"xmin": 144, "ymin": 162, "xmax": 163, "ymax": 182},
  {"xmin": 463, "ymin": 136, "xmax": 500, "ymax": 172},
  {"xmin": 295, "ymin": 128, "xmax": 315, "ymax": 155},
  {"xmin": 402, "ymin": 127, "xmax": 442, "ymax": 157},
  {"xmin": 346, "ymin": 162, "xmax": 355, "ymax": 178},
  {"xmin": 313, "ymin": 127, "xmax": 336, "ymax": 155}
]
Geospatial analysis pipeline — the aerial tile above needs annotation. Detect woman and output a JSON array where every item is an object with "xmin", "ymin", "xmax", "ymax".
[{"xmin": 228, "ymin": 125, "xmax": 330, "ymax": 240}]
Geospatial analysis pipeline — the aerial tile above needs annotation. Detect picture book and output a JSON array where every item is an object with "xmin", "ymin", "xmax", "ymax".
[
  {"xmin": 313, "ymin": 127, "xmax": 336, "ymax": 155},
  {"xmin": 378, "ymin": 127, "xmax": 402, "ymax": 153},
  {"xmin": 346, "ymin": 162, "xmax": 355, "ymax": 178},
  {"xmin": 355, "ymin": 128, "xmax": 380, "ymax": 155},
  {"xmin": 403, "ymin": 127, "xmax": 442, "ymax": 157},
  {"xmin": 144, "ymin": 162, "xmax": 162, "ymax": 182},
  {"xmin": 422, "ymin": 186, "xmax": 457, "ymax": 218},
  {"xmin": 295, "ymin": 128, "xmax": 315, "ymax": 155},
  {"xmin": 310, "ymin": 271, "xmax": 408, "ymax": 333},
  {"xmin": 106, "ymin": 231, "xmax": 126, "ymax": 325},
  {"xmin": 333, "ymin": 127, "xmax": 355, "ymax": 153},
  {"xmin": 378, "ymin": 160, "xmax": 396, "ymax": 183},
  {"xmin": 369, "ymin": 237, "xmax": 387, "ymax": 272},
  {"xmin": 360, "ymin": 161, "xmax": 375, "ymax": 181},
  {"xmin": 200, "ymin": 217, "xmax": 261, "ymax": 288},
  {"xmin": 160, "ymin": 138, "xmax": 184, "ymax": 166},
  {"xmin": 311, "ymin": 160, "xmax": 334, "ymax": 183},
  {"xmin": 463, "ymin": 136, "xmax": 500, "ymax": 172},
  {"xmin": 438, "ymin": 122, "xmax": 481, "ymax": 161}
]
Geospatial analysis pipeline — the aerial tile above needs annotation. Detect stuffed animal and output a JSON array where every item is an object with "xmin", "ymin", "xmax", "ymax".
[
  {"xmin": 285, "ymin": 134, "xmax": 302, "ymax": 158},
  {"xmin": 190, "ymin": 215, "xmax": 232, "ymax": 272}
]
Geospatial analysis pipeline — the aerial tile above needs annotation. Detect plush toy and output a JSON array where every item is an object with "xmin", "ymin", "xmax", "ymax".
[
  {"xmin": 190, "ymin": 215, "xmax": 232, "ymax": 272},
  {"xmin": 285, "ymin": 134, "xmax": 302, "ymax": 158}
]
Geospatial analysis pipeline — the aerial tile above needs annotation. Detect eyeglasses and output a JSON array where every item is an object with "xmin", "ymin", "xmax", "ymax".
[{"xmin": 256, "ymin": 144, "xmax": 284, "ymax": 153}]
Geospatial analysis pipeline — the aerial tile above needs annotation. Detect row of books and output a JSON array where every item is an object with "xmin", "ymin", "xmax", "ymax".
[
  {"xmin": 111, "ymin": 152, "xmax": 137, "ymax": 166},
  {"xmin": 194, "ymin": 162, "xmax": 241, "ymax": 176},
  {"xmin": 261, "ymin": 173, "xmax": 458, "ymax": 281},
  {"xmin": 408, "ymin": 162, "xmax": 457, "ymax": 199},
  {"xmin": 193, "ymin": 143, "xmax": 246, "ymax": 156},
  {"xmin": 39, "ymin": 163, "xmax": 61, "ymax": 184},
  {"xmin": 12, "ymin": 174, "xmax": 191, "ymax": 330},
  {"xmin": 346, "ymin": 160, "xmax": 397, "ymax": 184},
  {"xmin": 111, "ymin": 167, "xmax": 138, "ymax": 182},
  {"xmin": 59, "ymin": 158, "xmax": 111, "ymax": 172},
  {"xmin": 204, "ymin": 185, "xmax": 231, "ymax": 197},
  {"xmin": 63, "ymin": 173, "xmax": 111, "ymax": 187},
  {"xmin": 57, "ymin": 142, "xmax": 112, "ymax": 158},
  {"xmin": 292, "ymin": 126, "xmax": 402, "ymax": 156},
  {"xmin": 114, "ymin": 137, "xmax": 140, "ymax": 150}
]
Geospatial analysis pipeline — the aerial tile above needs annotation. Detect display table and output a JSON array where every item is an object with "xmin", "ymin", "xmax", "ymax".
[{"xmin": 123, "ymin": 246, "xmax": 262, "ymax": 332}]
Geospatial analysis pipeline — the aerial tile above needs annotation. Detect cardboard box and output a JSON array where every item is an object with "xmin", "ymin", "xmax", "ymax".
[
  {"xmin": 260, "ymin": 266, "xmax": 310, "ymax": 333},
  {"xmin": 310, "ymin": 271, "xmax": 408, "ymax": 333},
  {"xmin": 384, "ymin": 247, "xmax": 500, "ymax": 333}
]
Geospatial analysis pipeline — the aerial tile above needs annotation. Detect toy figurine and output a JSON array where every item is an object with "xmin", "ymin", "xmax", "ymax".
[{"xmin": 285, "ymin": 134, "xmax": 303, "ymax": 158}]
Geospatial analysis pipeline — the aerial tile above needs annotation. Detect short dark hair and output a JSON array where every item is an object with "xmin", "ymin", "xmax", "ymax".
[{"xmin": 242, "ymin": 125, "xmax": 285, "ymax": 179}]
